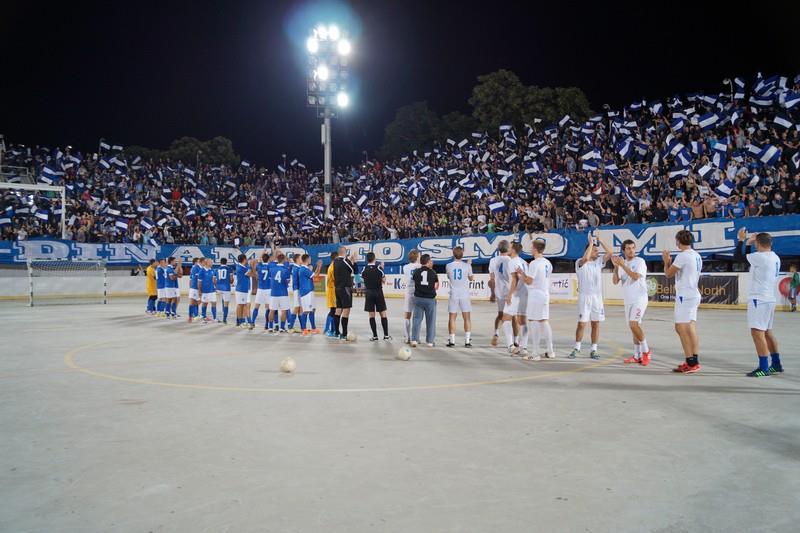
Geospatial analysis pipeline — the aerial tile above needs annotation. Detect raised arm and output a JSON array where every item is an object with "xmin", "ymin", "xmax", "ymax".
[
  {"xmin": 611, "ymin": 255, "xmax": 622, "ymax": 285},
  {"xmin": 663, "ymin": 249, "xmax": 679, "ymax": 279},
  {"xmin": 578, "ymin": 232, "xmax": 594, "ymax": 267}
]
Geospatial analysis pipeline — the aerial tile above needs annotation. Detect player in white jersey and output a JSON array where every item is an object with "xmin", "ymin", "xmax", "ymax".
[
  {"xmin": 401, "ymin": 249, "xmax": 421, "ymax": 344},
  {"xmin": 500, "ymin": 242, "xmax": 528, "ymax": 354},
  {"xmin": 735, "ymin": 228, "xmax": 783, "ymax": 377},
  {"xmin": 446, "ymin": 246, "xmax": 474, "ymax": 347},
  {"xmin": 570, "ymin": 232, "xmax": 611, "ymax": 360},
  {"xmin": 518, "ymin": 239, "xmax": 553, "ymax": 360},
  {"xmin": 612, "ymin": 239, "xmax": 652, "ymax": 366},
  {"xmin": 663, "ymin": 229, "xmax": 703, "ymax": 374},
  {"xmin": 488, "ymin": 240, "xmax": 516, "ymax": 346}
]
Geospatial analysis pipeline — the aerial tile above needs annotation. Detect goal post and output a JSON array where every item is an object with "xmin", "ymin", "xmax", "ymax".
[
  {"xmin": 0, "ymin": 182, "xmax": 67, "ymax": 239},
  {"xmin": 27, "ymin": 260, "xmax": 108, "ymax": 306}
]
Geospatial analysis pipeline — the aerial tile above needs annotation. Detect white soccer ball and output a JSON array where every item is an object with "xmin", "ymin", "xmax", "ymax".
[
  {"xmin": 396, "ymin": 346, "xmax": 412, "ymax": 361},
  {"xmin": 346, "ymin": 332, "xmax": 357, "ymax": 342},
  {"xmin": 280, "ymin": 357, "xmax": 296, "ymax": 373}
]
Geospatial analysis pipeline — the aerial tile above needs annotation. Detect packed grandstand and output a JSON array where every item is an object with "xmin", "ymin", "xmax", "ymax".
[{"xmin": 2, "ymin": 73, "xmax": 799, "ymax": 247}]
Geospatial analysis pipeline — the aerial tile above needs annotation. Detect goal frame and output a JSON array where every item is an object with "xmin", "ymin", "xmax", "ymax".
[
  {"xmin": 0, "ymin": 181, "xmax": 67, "ymax": 239},
  {"xmin": 27, "ymin": 259, "xmax": 108, "ymax": 307}
]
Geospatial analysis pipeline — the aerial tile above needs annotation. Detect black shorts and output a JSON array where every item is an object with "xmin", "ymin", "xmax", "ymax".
[
  {"xmin": 364, "ymin": 289, "xmax": 387, "ymax": 313},
  {"xmin": 335, "ymin": 286, "xmax": 353, "ymax": 309}
]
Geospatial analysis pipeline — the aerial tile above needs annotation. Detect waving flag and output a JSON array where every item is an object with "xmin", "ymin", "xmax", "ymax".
[
  {"xmin": 715, "ymin": 179, "xmax": 735, "ymax": 198},
  {"xmin": 488, "ymin": 200, "xmax": 507, "ymax": 213}
]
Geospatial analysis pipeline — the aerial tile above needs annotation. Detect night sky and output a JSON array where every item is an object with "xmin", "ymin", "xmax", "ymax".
[{"xmin": 3, "ymin": 0, "xmax": 798, "ymax": 168}]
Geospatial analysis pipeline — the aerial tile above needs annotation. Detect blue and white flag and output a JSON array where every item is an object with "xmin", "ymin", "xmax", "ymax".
[
  {"xmin": 774, "ymin": 113, "xmax": 793, "ymax": 130},
  {"xmin": 747, "ymin": 174, "xmax": 760, "ymax": 188},
  {"xmin": 632, "ymin": 172, "xmax": 651, "ymax": 188},
  {"xmin": 447, "ymin": 188, "xmax": 461, "ymax": 202},
  {"xmin": 140, "ymin": 218, "xmax": 155, "ymax": 230},
  {"xmin": 551, "ymin": 177, "xmax": 568, "ymax": 192},
  {"xmin": 697, "ymin": 164, "xmax": 714, "ymax": 179},
  {"xmin": 697, "ymin": 112, "xmax": 720, "ymax": 130},
  {"xmin": 115, "ymin": 219, "xmax": 129, "ymax": 230},
  {"xmin": 715, "ymin": 179, "xmax": 735, "ymax": 198},
  {"xmin": 183, "ymin": 168, "xmax": 195, "ymax": 177},
  {"xmin": 670, "ymin": 118, "xmax": 686, "ymax": 132},
  {"xmin": 758, "ymin": 145, "xmax": 781, "ymax": 166},
  {"xmin": 356, "ymin": 194, "xmax": 368, "ymax": 207},
  {"xmin": 241, "ymin": 160, "xmax": 251, "ymax": 168},
  {"xmin": 489, "ymin": 200, "xmax": 507, "ymax": 213},
  {"xmin": 196, "ymin": 187, "xmax": 207, "ymax": 198},
  {"xmin": 558, "ymin": 114, "xmax": 571, "ymax": 128}
]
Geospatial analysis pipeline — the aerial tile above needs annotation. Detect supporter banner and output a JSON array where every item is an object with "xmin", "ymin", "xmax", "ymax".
[
  {"xmin": 647, "ymin": 275, "xmax": 739, "ymax": 305},
  {"xmin": 0, "ymin": 215, "xmax": 797, "ymax": 266}
]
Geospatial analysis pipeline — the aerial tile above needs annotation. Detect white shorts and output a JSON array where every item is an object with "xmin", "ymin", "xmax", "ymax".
[
  {"xmin": 168, "ymin": 288, "xmax": 181, "ymax": 299},
  {"xmin": 624, "ymin": 298, "xmax": 648, "ymax": 323},
  {"xmin": 674, "ymin": 296, "xmax": 700, "ymax": 324},
  {"xmin": 254, "ymin": 288, "xmax": 271, "ymax": 305},
  {"xmin": 300, "ymin": 293, "xmax": 315, "ymax": 312},
  {"xmin": 747, "ymin": 299, "xmax": 775, "ymax": 331},
  {"xmin": 201, "ymin": 292, "xmax": 217, "ymax": 303},
  {"xmin": 235, "ymin": 291, "xmax": 251, "ymax": 305},
  {"xmin": 577, "ymin": 293, "xmax": 605, "ymax": 322},
  {"xmin": 188, "ymin": 288, "xmax": 200, "ymax": 300},
  {"xmin": 495, "ymin": 290, "xmax": 508, "ymax": 312},
  {"xmin": 292, "ymin": 291, "xmax": 301, "ymax": 308},
  {"xmin": 403, "ymin": 293, "xmax": 416, "ymax": 314},
  {"xmin": 503, "ymin": 290, "xmax": 528, "ymax": 316},
  {"xmin": 448, "ymin": 295, "xmax": 472, "ymax": 313},
  {"xmin": 157, "ymin": 288, "xmax": 166, "ymax": 299},
  {"xmin": 526, "ymin": 290, "xmax": 550, "ymax": 320},
  {"xmin": 270, "ymin": 295, "xmax": 290, "ymax": 311},
  {"xmin": 218, "ymin": 291, "xmax": 231, "ymax": 304}
]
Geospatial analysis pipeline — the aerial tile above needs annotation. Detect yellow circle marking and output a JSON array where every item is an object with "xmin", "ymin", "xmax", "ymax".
[{"xmin": 64, "ymin": 341, "xmax": 624, "ymax": 394}]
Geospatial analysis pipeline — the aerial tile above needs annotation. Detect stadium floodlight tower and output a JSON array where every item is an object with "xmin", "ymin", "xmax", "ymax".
[{"xmin": 306, "ymin": 24, "xmax": 352, "ymax": 218}]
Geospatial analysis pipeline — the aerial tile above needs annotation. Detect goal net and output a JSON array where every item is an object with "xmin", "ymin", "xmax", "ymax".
[{"xmin": 27, "ymin": 260, "xmax": 107, "ymax": 306}]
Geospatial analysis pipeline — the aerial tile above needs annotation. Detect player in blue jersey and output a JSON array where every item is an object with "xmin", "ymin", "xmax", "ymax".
[
  {"xmin": 215, "ymin": 258, "xmax": 232, "ymax": 324},
  {"xmin": 164, "ymin": 256, "xmax": 180, "ymax": 319},
  {"xmin": 288, "ymin": 254, "xmax": 304, "ymax": 333},
  {"xmin": 267, "ymin": 252, "xmax": 291, "ymax": 333},
  {"xmin": 298, "ymin": 255, "xmax": 323, "ymax": 335},
  {"xmin": 155, "ymin": 258, "xmax": 167, "ymax": 317},
  {"xmin": 198, "ymin": 258, "xmax": 218, "ymax": 323},
  {"xmin": 234, "ymin": 253, "xmax": 254, "ymax": 328},
  {"xmin": 252, "ymin": 252, "xmax": 272, "ymax": 330},
  {"xmin": 187, "ymin": 257, "xmax": 203, "ymax": 323}
]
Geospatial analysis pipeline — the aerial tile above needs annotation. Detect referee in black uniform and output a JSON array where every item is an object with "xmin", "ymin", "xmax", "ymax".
[
  {"xmin": 361, "ymin": 252, "xmax": 390, "ymax": 341},
  {"xmin": 333, "ymin": 246, "xmax": 355, "ymax": 339}
]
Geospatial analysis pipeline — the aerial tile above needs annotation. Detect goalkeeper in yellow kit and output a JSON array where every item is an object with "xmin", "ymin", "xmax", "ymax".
[{"xmin": 324, "ymin": 251, "xmax": 338, "ymax": 336}]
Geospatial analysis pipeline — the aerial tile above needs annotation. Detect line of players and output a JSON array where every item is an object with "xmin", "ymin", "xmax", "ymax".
[
  {"xmin": 145, "ymin": 228, "xmax": 785, "ymax": 377},
  {"xmin": 147, "ymin": 247, "xmax": 324, "ymax": 335}
]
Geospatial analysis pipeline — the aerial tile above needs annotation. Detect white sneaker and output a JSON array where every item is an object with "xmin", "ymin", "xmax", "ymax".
[
  {"xmin": 426, "ymin": 342, "xmax": 434, "ymax": 347},
  {"xmin": 527, "ymin": 354, "xmax": 542, "ymax": 361},
  {"xmin": 507, "ymin": 345, "xmax": 519, "ymax": 355},
  {"xmin": 544, "ymin": 350, "xmax": 556, "ymax": 359},
  {"xmin": 410, "ymin": 341, "xmax": 418, "ymax": 348}
]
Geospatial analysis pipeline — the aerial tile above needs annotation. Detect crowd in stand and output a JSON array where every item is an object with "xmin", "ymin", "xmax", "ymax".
[{"xmin": 2, "ymin": 72, "xmax": 799, "ymax": 246}]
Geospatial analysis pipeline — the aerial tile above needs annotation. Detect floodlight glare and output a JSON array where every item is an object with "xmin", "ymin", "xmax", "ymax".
[
  {"xmin": 328, "ymin": 25, "xmax": 341, "ymax": 41},
  {"xmin": 306, "ymin": 37, "xmax": 319, "ymax": 54},
  {"xmin": 336, "ymin": 92, "xmax": 349, "ymax": 108},
  {"xmin": 337, "ymin": 39, "xmax": 351, "ymax": 56},
  {"xmin": 316, "ymin": 24, "xmax": 328, "ymax": 40},
  {"xmin": 316, "ymin": 64, "xmax": 329, "ymax": 81}
]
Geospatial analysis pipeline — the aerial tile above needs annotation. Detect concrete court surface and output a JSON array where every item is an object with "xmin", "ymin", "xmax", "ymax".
[{"xmin": 0, "ymin": 296, "xmax": 798, "ymax": 533}]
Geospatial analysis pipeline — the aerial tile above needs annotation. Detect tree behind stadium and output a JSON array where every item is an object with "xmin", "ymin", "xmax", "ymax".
[
  {"xmin": 126, "ymin": 136, "xmax": 240, "ymax": 167},
  {"xmin": 380, "ymin": 69, "xmax": 592, "ymax": 158}
]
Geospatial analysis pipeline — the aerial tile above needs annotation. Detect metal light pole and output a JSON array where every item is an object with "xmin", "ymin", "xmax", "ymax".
[
  {"xmin": 323, "ymin": 107, "xmax": 332, "ymax": 218},
  {"xmin": 306, "ymin": 24, "xmax": 351, "ymax": 220}
]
